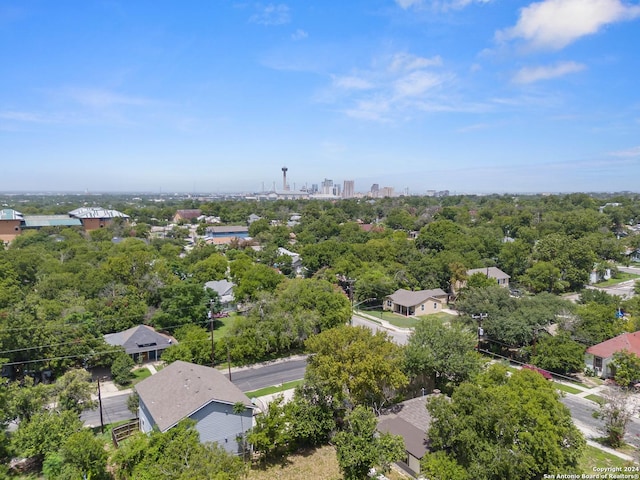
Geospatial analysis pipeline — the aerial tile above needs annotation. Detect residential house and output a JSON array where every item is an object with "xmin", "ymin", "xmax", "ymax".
[
  {"xmin": 104, "ymin": 325, "xmax": 176, "ymax": 363},
  {"xmin": 625, "ymin": 247, "xmax": 640, "ymax": 263},
  {"xmin": 384, "ymin": 288, "xmax": 448, "ymax": 316},
  {"xmin": 276, "ymin": 247, "xmax": 304, "ymax": 276},
  {"xmin": 462, "ymin": 267, "xmax": 511, "ymax": 289},
  {"xmin": 585, "ymin": 331, "xmax": 640, "ymax": 378},
  {"xmin": 377, "ymin": 396, "xmax": 433, "ymax": 476},
  {"xmin": 204, "ymin": 279, "xmax": 236, "ymax": 310},
  {"xmin": 135, "ymin": 361, "xmax": 254, "ymax": 453},
  {"xmin": 247, "ymin": 213, "xmax": 262, "ymax": 224},
  {"xmin": 173, "ymin": 209, "xmax": 202, "ymax": 223}
]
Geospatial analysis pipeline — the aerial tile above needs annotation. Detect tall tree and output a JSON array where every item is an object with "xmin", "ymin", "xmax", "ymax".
[
  {"xmin": 305, "ymin": 325, "xmax": 407, "ymax": 412},
  {"xmin": 404, "ymin": 320, "xmax": 483, "ymax": 392},
  {"xmin": 426, "ymin": 365, "xmax": 585, "ymax": 480},
  {"xmin": 334, "ymin": 406, "xmax": 405, "ymax": 480}
]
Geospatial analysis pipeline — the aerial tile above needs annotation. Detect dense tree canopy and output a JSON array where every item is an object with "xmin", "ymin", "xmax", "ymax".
[{"xmin": 427, "ymin": 365, "xmax": 585, "ymax": 480}]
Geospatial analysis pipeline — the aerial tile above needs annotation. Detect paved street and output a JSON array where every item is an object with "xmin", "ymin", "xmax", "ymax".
[
  {"xmin": 230, "ymin": 358, "xmax": 307, "ymax": 393},
  {"xmin": 81, "ymin": 391, "xmax": 136, "ymax": 428}
]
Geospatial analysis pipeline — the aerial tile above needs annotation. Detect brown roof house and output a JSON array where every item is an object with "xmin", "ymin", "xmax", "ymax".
[
  {"xmin": 173, "ymin": 209, "xmax": 202, "ymax": 223},
  {"xmin": 104, "ymin": 325, "xmax": 176, "ymax": 363},
  {"xmin": 135, "ymin": 360, "xmax": 254, "ymax": 453},
  {"xmin": 384, "ymin": 288, "xmax": 448, "ymax": 316},
  {"xmin": 377, "ymin": 396, "xmax": 434, "ymax": 476},
  {"xmin": 465, "ymin": 267, "xmax": 510, "ymax": 288},
  {"xmin": 586, "ymin": 331, "xmax": 640, "ymax": 378}
]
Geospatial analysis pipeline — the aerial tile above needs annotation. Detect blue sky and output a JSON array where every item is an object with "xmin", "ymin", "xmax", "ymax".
[{"xmin": 1, "ymin": 0, "xmax": 639, "ymax": 194}]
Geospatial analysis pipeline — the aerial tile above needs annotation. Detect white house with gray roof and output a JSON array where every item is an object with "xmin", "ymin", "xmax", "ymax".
[
  {"xmin": 135, "ymin": 360, "xmax": 254, "ymax": 453},
  {"xmin": 384, "ymin": 288, "xmax": 448, "ymax": 316}
]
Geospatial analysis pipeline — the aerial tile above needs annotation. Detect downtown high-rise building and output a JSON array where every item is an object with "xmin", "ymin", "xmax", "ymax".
[{"xmin": 343, "ymin": 180, "xmax": 355, "ymax": 198}]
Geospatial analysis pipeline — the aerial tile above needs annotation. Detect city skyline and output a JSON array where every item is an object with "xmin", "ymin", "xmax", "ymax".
[{"xmin": 1, "ymin": 1, "xmax": 639, "ymax": 194}]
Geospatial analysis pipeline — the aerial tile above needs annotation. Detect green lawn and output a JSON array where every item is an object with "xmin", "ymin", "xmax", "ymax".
[
  {"xmin": 553, "ymin": 382, "xmax": 583, "ymax": 394},
  {"xmin": 586, "ymin": 393, "xmax": 605, "ymax": 405},
  {"xmin": 117, "ymin": 366, "xmax": 152, "ymax": 389},
  {"xmin": 578, "ymin": 445, "xmax": 635, "ymax": 471},
  {"xmin": 380, "ymin": 311, "xmax": 457, "ymax": 329},
  {"xmin": 595, "ymin": 272, "xmax": 640, "ymax": 287},
  {"xmin": 244, "ymin": 379, "xmax": 304, "ymax": 398},
  {"xmin": 212, "ymin": 313, "xmax": 237, "ymax": 338}
]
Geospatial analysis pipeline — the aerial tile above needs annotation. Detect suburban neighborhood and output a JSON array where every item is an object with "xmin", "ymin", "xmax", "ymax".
[{"xmin": 2, "ymin": 191, "xmax": 640, "ymax": 480}]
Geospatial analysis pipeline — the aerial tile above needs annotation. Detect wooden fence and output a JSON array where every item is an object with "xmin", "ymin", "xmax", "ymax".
[{"xmin": 112, "ymin": 419, "xmax": 140, "ymax": 447}]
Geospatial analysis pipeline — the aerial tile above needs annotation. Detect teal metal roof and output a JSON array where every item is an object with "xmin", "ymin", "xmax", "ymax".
[
  {"xmin": 0, "ymin": 209, "xmax": 23, "ymax": 221},
  {"xmin": 22, "ymin": 215, "xmax": 82, "ymax": 228}
]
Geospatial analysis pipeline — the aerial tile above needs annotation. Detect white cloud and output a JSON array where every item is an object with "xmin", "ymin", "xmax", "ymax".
[
  {"xmin": 609, "ymin": 145, "xmax": 640, "ymax": 157},
  {"xmin": 250, "ymin": 4, "xmax": 291, "ymax": 26},
  {"xmin": 332, "ymin": 76, "xmax": 374, "ymax": 90},
  {"xmin": 395, "ymin": 0, "xmax": 423, "ymax": 9},
  {"xmin": 395, "ymin": 0, "xmax": 492, "ymax": 11},
  {"xmin": 497, "ymin": 0, "xmax": 640, "ymax": 50},
  {"xmin": 320, "ymin": 51, "xmax": 461, "ymax": 121},
  {"xmin": 0, "ymin": 110, "xmax": 47, "ymax": 123},
  {"xmin": 291, "ymin": 28, "xmax": 307, "ymax": 40},
  {"xmin": 394, "ymin": 71, "xmax": 445, "ymax": 97},
  {"xmin": 512, "ymin": 61, "xmax": 586, "ymax": 83},
  {"xmin": 61, "ymin": 88, "xmax": 154, "ymax": 109},
  {"xmin": 389, "ymin": 53, "xmax": 442, "ymax": 72}
]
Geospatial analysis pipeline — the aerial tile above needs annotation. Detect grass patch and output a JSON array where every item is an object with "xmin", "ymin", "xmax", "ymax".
[
  {"xmin": 578, "ymin": 445, "xmax": 635, "ymax": 472},
  {"xmin": 247, "ymin": 445, "xmax": 408, "ymax": 480},
  {"xmin": 595, "ymin": 272, "xmax": 640, "ymax": 287},
  {"xmin": 586, "ymin": 394, "xmax": 605, "ymax": 405},
  {"xmin": 212, "ymin": 313, "xmax": 237, "ymax": 338},
  {"xmin": 553, "ymin": 382, "xmax": 583, "ymax": 394},
  {"xmin": 245, "ymin": 380, "xmax": 304, "ymax": 398},
  {"xmin": 375, "ymin": 310, "xmax": 457, "ymax": 329},
  {"xmin": 116, "ymin": 366, "xmax": 152, "ymax": 390}
]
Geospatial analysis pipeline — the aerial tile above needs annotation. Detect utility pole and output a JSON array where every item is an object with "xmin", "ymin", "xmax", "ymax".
[
  {"xmin": 472, "ymin": 313, "xmax": 488, "ymax": 351},
  {"xmin": 209, "ymin": 302, "xmax": 215, "ymax": 367},
  {"xmin": 97, "ymin": 377, "xmax": 104, "ymax": 434},
  {"xmin": 227, "ymin": 346, "xmax": 232, "ymax": 381}
]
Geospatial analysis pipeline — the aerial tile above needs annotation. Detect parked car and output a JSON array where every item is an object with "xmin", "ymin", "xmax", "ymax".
[{"xmin": 522, "ymin": 364, "xmax": 553, "ymax": 380}]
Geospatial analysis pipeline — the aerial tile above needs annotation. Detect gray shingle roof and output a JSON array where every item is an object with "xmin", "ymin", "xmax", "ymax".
[
  {"xmin": 466, "ymin": 266, "xmax": 510, "ymax": 280},
  {"xmin": 377, "ymin": 396, "xmax": 434, "ymax": 459},
  {"xmin": 387, "ymin": 288, "xmax": 448, "ymax": 307},
  {"xmin": 135, "ymin": 360, "xmax": 253, "ymax": 432},
  {"xmin": 104, "ymin": 325, "xmax": 175, "ymax": 355}
]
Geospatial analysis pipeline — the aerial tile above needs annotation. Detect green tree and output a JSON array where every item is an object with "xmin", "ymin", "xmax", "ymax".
[
  {"xmin": 420, "ymin": 451, "xmax": 468, "ymax": 480},
  {"xmin": 334, "ymin": 406, "xmax": 405, "ymax": 480},
  {"xmin": 594, "ymin": 387, "xmax": 637, "ymax": 448},
  {"xmin": 305, "ymin": 325, "xmax": 407, "ymax": 411},
  {"xmin": 44, "ymin": 429, "xmax": 109, "ymax": 480},
  {"xmin": 111, "ymin": 351, "xmax": 135, "ymax": 385},
  {"xmin": 53, "ymin": 369, "xmax": 96, "ymax": 414},
  {"xmin": 529, "ymin": 333, "xmax": 585, "ymax": 375},
  {"xmin": 427, "ymin": 365, "xmax": 585, "ymax": 480},
  {"xmin": 12, "ymin": 410, "xmax": 83, "ymax": 462},
  {"xmin": 610, "ymin": 350, "xmax": 640, "ymax": 387},
  {"xmin": 247, "ymin": 396, "xmax": 292, "ymax": 460},
  {"xmin": 404, "ymin": 320, "xmax": 483, "ymax": 392}
]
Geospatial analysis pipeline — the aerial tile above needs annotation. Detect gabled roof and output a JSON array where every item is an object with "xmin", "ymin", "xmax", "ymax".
[
  {"xmin": 386, "ymin": 288, "xmax": 448, "ymax": 307},
  {"xmin": 466, "ymin": 266, "xmax": 510, "ymax": 280},
  {"xmin": 175, "ymin": 209, "xmax": 202, "ymax": 219},
  {"xmin": 587, "ymin": 331, "xmax": 640, "ymax": 359},
  {"xmin": 377, "ymin": 396, "xmax": 433, "ymax": 459},
  {"xmin": 69, "ymin": 207, "xmax": 129, "ymax": 219},
  {"xmin": 135, "ymin": 360, "xmax": 253, "ymax": 432},
  {"xmin": 204, "ymin": 279, "xmax": 235, "ymax": 297},
  {"xmin": 104, "ymin": 325, "xmax": 175, "ymax": 355}
]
